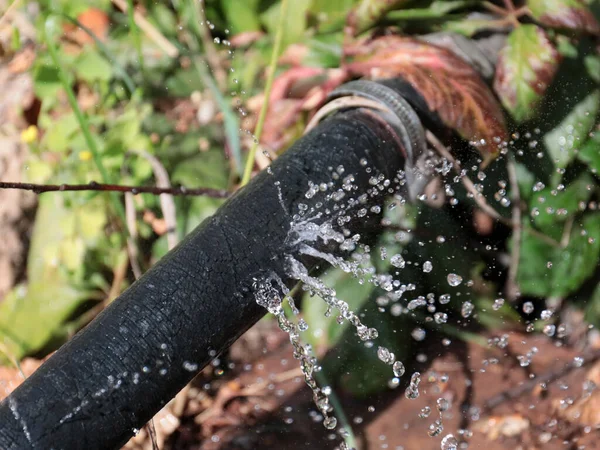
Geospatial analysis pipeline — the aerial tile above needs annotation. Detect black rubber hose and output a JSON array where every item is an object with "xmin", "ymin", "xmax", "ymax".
[{"xmin": 0, "ymin": 108, "xmax": 410, "ymax": 450}]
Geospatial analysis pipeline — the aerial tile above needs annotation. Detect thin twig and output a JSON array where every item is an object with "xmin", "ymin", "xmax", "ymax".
[
  {"xmin": 240, "ymin": 0, "xmax": 289, "ymax": 186},
  {"xmin": 506, "ymin": 155, "xmax": 521, "ymax": 301},
  {"xmin": 138, "ymin": 151, "xmax": 178, "ymax": 250},
  {"xmin": 560, "ymin": 216, "xmax": 574, "ymax": 248},
  {"xmin": 125, "ymin": 192, "xmax": 143, "ymax": 279},
  {"xmin": 111, "ymin": 0, "xmax": 179, "ymax": 58},
  {"xmin": 427, "ymin": 131, "xmax": 507, "ymax": 222},
  {"xmin": 426, "ymin": 131, "xmax": 562, "ymax": 248},
  {"xmin": 0, "ymin": 181, "xmax": 230, "ymax": 198},
  {"xmin": 484, "ymin": 347, "xmax": 600, "ymax": 411}
]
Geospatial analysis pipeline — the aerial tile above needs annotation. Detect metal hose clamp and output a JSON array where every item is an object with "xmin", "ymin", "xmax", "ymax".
[{"xmin": 306, "ymin": 80, "xmax": 433, "ymax": 201}]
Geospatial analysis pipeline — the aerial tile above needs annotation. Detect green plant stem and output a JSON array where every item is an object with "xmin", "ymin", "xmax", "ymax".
[
  {"xmin": 240, "ymin": 0, "xmax": 289, "ymax": 186},
  {"xmin": 314, "ymin": 370, "xmax": 358, "ymax": 450},
  {"xmin": 45, "ymin": 18, "xmax": 127, "ymax": 228},
  {"xmin": 126, "ymin": 0, "xmax": 144, "ymax": 69}
]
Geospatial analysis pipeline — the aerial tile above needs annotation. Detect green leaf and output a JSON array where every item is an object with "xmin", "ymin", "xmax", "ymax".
[
  {"xmin": 74, "ymin": 49, "xmax": 113, "ymax": 84},
  {"xmin": 527, "ymin": 0, "xmax": 599, "ymax": 34},
  {"xmin": 514, "ymin": 161, "xmax": 536, "ymax": 201},
  {"xmin": 578, "ymin": 130, "xmax": 600, "ymax": 174},
  {"xmin": 171, "ymin": 148, "xmax": 229, "ymax": 190},
  {"xmin": 310, "ymin": 0, "xmax": 357, "ymax": 31},
  {"xmin": 261, "ymin": 0, "xmax": 310, "ymax": 50},
  {"xmin": 221, "ymin": 0, "xmax": 261, "ymax": 33},
  {"xmin": 544, "ymin": 89, "xmax": 600, "ymax": 168},
  {"xmin": 531, "ymin": 174, "xmax": 595, "ymax": 234},
  {"xmin": 0, "ymin": 194, "xmax": 107, "ymax": 363},
  {"xmin": 303, "ymin": 268, "xmax": 374, "ymax": 354},
  {"xmin": 33, "ymin": 64, "xmax": 62, "ymax": 100},
  {"xmin": 41, "ymin": 113, "xmax": 80, "ymax": 153},
  {"xmin": 585, "ymin": 54, "xmax": 600, "ymax": 83},
  {"xmin": 0, "ymin": 280, "xmax": 89, "ymax": 363},
  {"xmin": 443, "ymin": 17, "xmax": 509, "ymax": 37},
  {"xmin": 347, "ymin": 0, "xmax": 411, "ymax": 35},
  {"xmin": 303, "ymin": 34, "xmax": 344, "ymax": 68},
  {"xmin": 387, "ymin": 0, "xmax": 472, "ymax": 20},
  {"xmin": 518, "ymin": 213, "xmax": 600, "ymax": 298},
  {"xmin": 494, "ymin": 25, "xmax": 562, "ymax": 122}
]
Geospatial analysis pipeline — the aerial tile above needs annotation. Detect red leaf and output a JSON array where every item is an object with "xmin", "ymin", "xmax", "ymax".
[
  {"xmin": 527, "ymin": 0, "xmax": 600, "ymax": 35},
  {"xmin": 344, "ymin": 36, "xmax": 508, "ymax": 159},
  {"xmin": 255, "ymin": 67, "xmax": 348, "ymax": 151}
]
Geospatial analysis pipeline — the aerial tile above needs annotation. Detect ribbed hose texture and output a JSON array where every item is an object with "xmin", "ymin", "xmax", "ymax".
[{"xmin": 0, "ymin": 109, "xmax": 408, "ymax": 450}]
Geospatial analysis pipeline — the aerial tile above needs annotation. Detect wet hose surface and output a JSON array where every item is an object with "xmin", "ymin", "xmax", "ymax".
[{"xmin": 0, "ymin": 107, "xmax": 413, "ymax": 450}]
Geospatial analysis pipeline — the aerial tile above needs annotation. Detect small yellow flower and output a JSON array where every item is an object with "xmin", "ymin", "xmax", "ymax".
[
  {"xmin": 79, "ymin": 150, "xmax": 93, "ymax": 162},
  {"xmin": 20, "ymin": 125, "xmax": 38, "ymax": 144}
]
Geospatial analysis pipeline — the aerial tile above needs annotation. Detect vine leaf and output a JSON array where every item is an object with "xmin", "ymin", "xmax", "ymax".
[
  {"xmin": 544, "ymin": 90, "xmax": 600, "ymax": 168},
  {"xmin": 346, "ymin": 0, "xmax": 411, "ymax": 36},
  {"xmin": 527, "ymin": 0, "xmax": 600, "ymax": 35},
  {"xmin": 494, "ymin": 25, "xmax": 562, "ymax": 123},
  {"xmin": 345, "ymin": 35, "xmax": 508, "ymax": 160}
]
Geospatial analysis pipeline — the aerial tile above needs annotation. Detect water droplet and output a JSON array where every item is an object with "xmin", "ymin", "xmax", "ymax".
[
  {"xmin": 461, "ymin": 301, "xmax": 474, "ymax": 318},
  {"xmin": 441, "ymin": 434, "xmax": 459, "ymax": 450},
  {"xmin": 377, "ymin": 346, "xmax": 395, "ymax": 364},
  {"xmin": 523, "ymin": 301, "xmax": 534, "ymax": 314},
  {"xmin": 423, "ymin": 261, "xmax": 433, "ymax": 273},
  {"xmin": 393, "ymin": 361, "xmax": 405, "ymax": 377},
  {"xmin": 447, "ymin": 274, "xmax": 463, "ymax": 287},
  {"xmin": 323, "ymin": 416, "xmax": 337, "ymax": 429},
  {"xmin": 390, "ymin": 254, "xmax": 405, "ymax": 269}
]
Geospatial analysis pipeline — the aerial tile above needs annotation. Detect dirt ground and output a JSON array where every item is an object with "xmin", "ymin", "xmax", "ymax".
[{"xmin": 110, "ymin": 318, "xmax": 600, "ymax": 450}]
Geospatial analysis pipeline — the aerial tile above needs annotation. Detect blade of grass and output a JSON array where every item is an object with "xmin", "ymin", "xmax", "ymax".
[
  {"xmin": 194, "ymin": 59, "xmax": 243, "ymax": 177},
  {"xmin": 125, "ymin": 0, "xmax": 144, "ymax": 69},
  {"xmin": 62, "ymin": 14, "xmax": 136, "ymax": 95},
  {"xmin": 185, "ymin": 0, "xmax": 242, "ymax": 177},
  {"xmin": 240, "ymin": 0, "xmax": 289, "ymax": 186},
  {"xmin": 45, "ymin": 17, "xmax": 127, "ymax": 227}
]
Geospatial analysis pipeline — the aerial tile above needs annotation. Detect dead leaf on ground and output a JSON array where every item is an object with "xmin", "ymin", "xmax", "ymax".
[
  {"xmin": 62, "ymin": 8, "xmax": 110, "ymax": 47},
  {"xmin": 255, "ymin": 67, "xmax": 348, "ymax": 152},
  {"xmin": 473, "ymin": 414, "xmax": 530, "ymax": 440},
  {"xmin": 554, "ymin": 361, "xmax": 600, "ymax": 426},
  {"xmin": 345, "ymin": 35, "xmax": 508, "ymax": 162}
]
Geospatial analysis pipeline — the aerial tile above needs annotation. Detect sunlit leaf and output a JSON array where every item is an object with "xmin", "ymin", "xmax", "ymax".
[
  {"xmin": 386, "ymin": 0, "xmax": 472, "ymax": 20},
  {"xmin": 303, "ymin": 268, "xmax": 374, "ymax": 354},
  {"xmin": 527, "ymin": 0, "xmax": 600, "ymax": 35},
  {"xmin": 260, "ymin": 0, "xmax": 311, "ymax": 49},
  {"xmin": 578, "ymin": 129, "xmax": 600, "ymax": 174},
  {"xmin": 74, "ymin": 49, "xmax": 113, "ymax": 83},
  {"xmin": 494, "ymin": 25, "xmax": 562, "ymax": 122},
  {"xmin": 41, "ymin": 112, "xmax": 80, "ymax": 153},
  {"xmin": 0, "ymin": 194, "xmax": 107, "ymax": 363},
  {"xmin": 345, "ymin": 35, "xmax": 508, "ymax": 158},
  {"xmin": 531, "ymin": 174, "xmax": 595, "ymax": 234},
  {"xmin": 544, "ymin": 89, "xmax": 600, "ymax": 168},
  {"xmin": 518, "ymin": 213, "xmax": 600, "ymax": 298},
  {"xmin": 443, "ymin": 16, "xmax": 511, "ymax": 37},
  {"xmin": 346, "ymin": 0, "xmax": 411, "ymax": 36},
  {"xmin": 221, "ymin": 0, "xmax": 261, "ymax": 33},
  {"xmin": 310, "ymin": 0, "xmax": 357, "ymax": 32}
]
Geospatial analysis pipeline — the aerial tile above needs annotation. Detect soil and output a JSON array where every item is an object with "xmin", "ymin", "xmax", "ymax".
[{"xmin": 120, "ymin": 319, "xmax": 600, "ymax": 450}]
